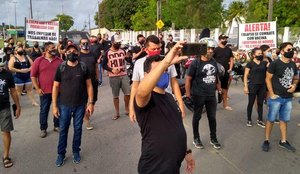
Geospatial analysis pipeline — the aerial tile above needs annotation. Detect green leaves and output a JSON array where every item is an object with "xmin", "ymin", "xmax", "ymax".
[{"xmin": 52, "ymin": 14, "xmax": 74, "ymax": 32}]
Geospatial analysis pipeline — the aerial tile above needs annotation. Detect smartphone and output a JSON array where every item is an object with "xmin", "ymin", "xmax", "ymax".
[
  {"xmin": 12, "ymin": 104, "xmax": 17, "ymax": 117},
  {"xmin": 182, "ymin": 43, "xmax": 207, "ymax": 56}
]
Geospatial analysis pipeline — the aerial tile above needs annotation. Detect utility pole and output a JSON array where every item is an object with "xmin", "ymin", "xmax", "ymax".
[
  {"xmin": 29, "ymin": 0, "xmax": 33, "ymax": 19},
  {"xmin": 268, "ymin": 0, "xmax": 274, "ymax": 21},
  {"xmin": 156, "ymin": 0, "xmax": 162, "ymax": 34},
  {"xmin": 88, "ymin": 14, "xmax": 91, "ymax": 32},
  {"xmin": 12, "ymin": 1, "xmax": 17, "ymax": 28},
  {"xmin": 98, "ymin": 1, "xmax": 101, "ymax": 33}
]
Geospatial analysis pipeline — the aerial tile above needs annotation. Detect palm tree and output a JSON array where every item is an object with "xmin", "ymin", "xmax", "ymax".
[{"xmin": 225, "ymin": 1, "xmax": 248, "ymax": 35}]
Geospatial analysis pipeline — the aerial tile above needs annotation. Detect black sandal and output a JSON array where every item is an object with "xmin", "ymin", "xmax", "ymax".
[{"xmin": 3, "ymin": 157, "xmax": 13, "ymax": 168}]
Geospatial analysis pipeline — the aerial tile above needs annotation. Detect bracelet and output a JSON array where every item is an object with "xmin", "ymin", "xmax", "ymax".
[{"xmin": 88, "ymin": 101, "xmax": 94, "ymax": 105}]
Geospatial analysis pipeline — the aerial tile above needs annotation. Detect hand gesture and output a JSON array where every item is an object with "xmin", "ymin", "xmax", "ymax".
[{"xmin": 164, "ymin": 41, "xmax": 188, "ymax": 65}]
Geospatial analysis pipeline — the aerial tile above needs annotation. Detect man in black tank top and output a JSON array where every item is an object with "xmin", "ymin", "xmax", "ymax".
[{"xmin": 134, "ymin": 42, "xmax": 194, "ymax": 174}]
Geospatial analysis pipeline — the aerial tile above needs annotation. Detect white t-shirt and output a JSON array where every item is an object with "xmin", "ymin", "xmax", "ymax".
[{"xmin": 132, "ymin": 57, "xmax": 177, "ymax": 93}]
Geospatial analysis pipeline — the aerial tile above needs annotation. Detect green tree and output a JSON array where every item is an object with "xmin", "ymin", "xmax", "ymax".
[
  {"xmin": 273, "ymin": 0, "xmax": 300, "ymax": 27},
  {"xmin": 52, "ymin": 14, "xmax": 74, "ymax": 31},
  {"xmin": 131, "ymin": 0, "xmax": 157, "ymax": 31},
  {"xmin": 246, "ymin": 0, "xmax": 269, "ymax": 23},
  {"xmin": 225, "ymin": 1, "xmax": 248, "ymax": 34}
]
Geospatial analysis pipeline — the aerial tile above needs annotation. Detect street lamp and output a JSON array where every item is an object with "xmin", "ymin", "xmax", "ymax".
[{"xmin": 30, "ymin": 0, "xmax": 33, "ymax": 19}]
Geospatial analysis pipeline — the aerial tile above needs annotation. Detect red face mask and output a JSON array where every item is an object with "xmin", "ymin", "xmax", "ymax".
[{"xmin": 147, "ymin": 50, "xmax": 161, "ymax": 57}]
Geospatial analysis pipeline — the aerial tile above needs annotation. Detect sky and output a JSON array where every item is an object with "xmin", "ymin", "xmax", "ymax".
[{"xmin": 0, "ymin": 0, "xmax": 239, "ymax": 30}]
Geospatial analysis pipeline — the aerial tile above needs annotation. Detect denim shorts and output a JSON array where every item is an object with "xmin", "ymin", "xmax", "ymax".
[
  {"xmin": 14, "ymin": 76, "xmax": 32, "ymax": 86},
  {"xmin": 267, "ymin": 97, "xmax": 292, "ymax": 122}
]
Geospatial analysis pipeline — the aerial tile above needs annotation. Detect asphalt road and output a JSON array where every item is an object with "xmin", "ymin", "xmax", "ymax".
[{"xmin": 2, "ymin": 76, "xmax": 300, "ymax": 174}]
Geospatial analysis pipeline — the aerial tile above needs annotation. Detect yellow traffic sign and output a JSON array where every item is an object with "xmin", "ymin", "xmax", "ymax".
[{"xmin": 156, "ymin": 20, "xmax": 164, "ymax": 29}]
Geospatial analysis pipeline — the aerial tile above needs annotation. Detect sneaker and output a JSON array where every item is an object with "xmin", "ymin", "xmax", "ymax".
[
  {"xmin": 274, "ymin": 119, "xmax": 280, "ymax": 124},
  {"xmin": 262, "ymin": 140, "xmax": 270, "ymax": 152},
  {"xmin": 53, "ymin": 127, "xmax": 60, "ymax": 132},
  {"xmin": 297, "ymin": 123, "xmax": 300, "ymax": 127},
  {"xmin": 257, "ymin": 120, "xmax": 266, "ymax": 128},
  {"xmin": 72, "ymin": 152, "xmax": 81, "ymax": 164},
  {"xmin": 98, "ymin": 81, "xmax": 103, "ymax": 87},
  {"xmin": 210, "ymin": 138, "xmax": 221, "ymax": 149},
  {"xmin": 246, "ymin": 121, "xmax": 253, "ymax": 127},
  {"xmin": 55, "ymin": 154, "xmax": 65, "ymax": 167},
  {"xmin": 40, "ymin": 130, "xmax": 47, "ymax": 138},
  {"xmin": 193, "ymin": 138, "xmax": 204, "ymax": 149},
  {"xmin": 279, "ymin": 140, "xmax": 296, "ymax": 152}
]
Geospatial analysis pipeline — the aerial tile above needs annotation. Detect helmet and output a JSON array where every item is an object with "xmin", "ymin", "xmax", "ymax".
[
  {"xmin": 199, "ymin": 37, "xmax": 217, "ymax": 48},
  {"xmin": 0, "ymin": 50, "xmax": 7, "ymax": 67}
]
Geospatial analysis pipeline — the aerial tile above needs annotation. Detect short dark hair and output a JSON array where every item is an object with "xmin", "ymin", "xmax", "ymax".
[
  {"xmin": 43, "ymin": 42, "xmax": 54, "ymax": 51},
  {"xmin": 144, "ymin": 55, "xmax": 164, "ymax": 73},
  {"xmin": 251, "ymin": 47, "xmax": 262, "ymax": 57},
  {"xmin": 137, "ymin": 34, "xmax": 144, "ymax": 40},
  {"xmin": 260, "ymin": 45, "xmax": 270, "ymax": 52},
  {"xmin": 145, "ymin": 35, "xmax": 160, "ymax": 48},
  {"xmin": 79, "ymin": 38, "xmax": 88, "ymax": 44},
  {"xmin": 279, "ymin": 42, "xmax": 293, "ymax": 51},
  {"xmin": 168, "ymin": 34, "xmax": 173, "ymax": 38}
]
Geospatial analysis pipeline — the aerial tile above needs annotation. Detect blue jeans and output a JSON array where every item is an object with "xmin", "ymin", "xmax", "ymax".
[
  {"xmin": 99, "ymin": 63, "xmax": 103, "ymax": 83},
  {"xmin": 39, "ymin": 94, "xmax": 59, "ymax": 130},
  {"xmin": 57, "ymin": 104, "xmax": 85, "ymax": 155},
  {"xmin": 267, "ymin": 97, "xmax": 292, "ymax": 122}
]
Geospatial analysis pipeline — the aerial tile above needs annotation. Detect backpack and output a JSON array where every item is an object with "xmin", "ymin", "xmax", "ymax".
[{"xmin": 59, "ymin": 61, "xmax": 88, "ymax": 74}]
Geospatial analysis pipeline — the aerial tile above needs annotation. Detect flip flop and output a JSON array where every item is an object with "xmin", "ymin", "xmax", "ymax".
[
  {"xmin": 224, "ymin": 106, "xmax": 233, "ymax": 111},
  {"xmin": 112, "ymin": 115, "xmax": 120, "ymax": 120},
  {"xmin": 3, "ymin": 157, "xmax": 13, "ymax": 168}
]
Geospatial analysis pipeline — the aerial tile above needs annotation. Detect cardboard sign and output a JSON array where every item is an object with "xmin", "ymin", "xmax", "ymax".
[
  {"xmin": 238, "ymin": 21, "xmax": 277, "ymax": 50},
  {"xmin": 26, "ymin": 19, "xmax": 59, "ymax": 43}
]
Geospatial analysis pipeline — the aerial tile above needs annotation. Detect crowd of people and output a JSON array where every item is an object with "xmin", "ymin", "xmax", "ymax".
[{"xmin": 0, "ymin": 32, "xmax": 299, "ymax": 173}]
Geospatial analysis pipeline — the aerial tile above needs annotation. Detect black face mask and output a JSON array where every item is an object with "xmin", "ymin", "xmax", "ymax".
[
  {"xmin": 66, "ymin": 53, "xmax": 78, "ymax": 62},
  {"xmin": 17, "ymin": 51, "xmax": 24, "ymax": 56},
  {"xmin": 81, "ymin": 42, "xmax": 89, "ymax": 50},
  {"xmin": 221, "ymin": 41, "xmax": 228, "ymax": 46},
  {"xmin": 255, "ymin": 55, "xmax": 263, "ymax": 61},
  {"xmin": 113, "ymin": 43, "xmax": 121, "ymax": 49},
  {"xmin": 34, "ymin": 44, "xmax": 39, "ymax": 48},
  {"xmin": 139, "ymin": 40, "xmax": 145, "ymax": 45},
  {"xmin": 49, "ymin": 50, "xmax": 56, "ymax": 56},
  {"xmin": 284, "ymin": 50, "xmax": 294, "ymax": 59}
]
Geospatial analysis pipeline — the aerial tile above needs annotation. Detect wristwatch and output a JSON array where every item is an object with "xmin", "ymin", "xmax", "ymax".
[{"xmin": 186, "ymin": 149, "xmax": 192, "ymax": 155}]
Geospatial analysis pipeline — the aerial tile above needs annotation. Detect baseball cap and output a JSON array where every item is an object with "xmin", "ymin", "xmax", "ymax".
[
  {"xmin": 66, "ymin": 44, "xmax": 79, "ymax": 51},
  {"xmin": 218, "ymin": 34, "xmax": 229, "ymax": 40},
  {"xmin": 114, "ymin": 34, "xmax": 123, "ymax": 43}
]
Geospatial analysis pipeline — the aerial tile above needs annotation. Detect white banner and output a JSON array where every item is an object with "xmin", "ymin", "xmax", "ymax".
[
  {"xmin": 238, "ymin": 21, "xmax": 277, "ymax": 50},
  {"xmin": 26, "ymin": 19, "xmax": 59, "ymax": 43}
]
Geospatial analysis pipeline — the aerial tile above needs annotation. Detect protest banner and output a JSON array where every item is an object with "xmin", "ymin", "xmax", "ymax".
[
  {"xmin": 25, "ymin": 19, "xmax": 59, "ymax": 43},
  {"xmin": 238, "ymin": 21, "xmax": 277, "ymax": 50}
]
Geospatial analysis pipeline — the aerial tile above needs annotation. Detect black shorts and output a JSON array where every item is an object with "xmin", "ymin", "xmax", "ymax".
[
  {"xmin": 220, "ymin": 72, "xmax": 230, "ymax": 89},
  {"xmin": 0, "ymin": 107, "xmax": 14, "ymax": 132}
]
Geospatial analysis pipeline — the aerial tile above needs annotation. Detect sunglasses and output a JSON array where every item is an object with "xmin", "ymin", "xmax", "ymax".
[{"xmin": 286, "ymin": 48, "xmax": 296, "ymax": 52}]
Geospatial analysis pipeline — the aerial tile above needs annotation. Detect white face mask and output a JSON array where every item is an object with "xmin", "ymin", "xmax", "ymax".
[{"xmin": 4, "ymin": 43, "xmax": 8, "ymax": 47}]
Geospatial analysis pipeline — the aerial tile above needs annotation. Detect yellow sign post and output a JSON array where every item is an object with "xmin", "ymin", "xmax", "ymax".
[{"xmin": 156, "ymin": 20, "xmax": 164, "ymax": 29}]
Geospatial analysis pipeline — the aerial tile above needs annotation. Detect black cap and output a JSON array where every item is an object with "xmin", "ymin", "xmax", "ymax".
[
  {"xmin": 66, "ymin": 44, "xmax": 78, "ymax": 51},
  {"xmin": 218, "ymin": 34, "xmax": 229, "ymax": 40}
]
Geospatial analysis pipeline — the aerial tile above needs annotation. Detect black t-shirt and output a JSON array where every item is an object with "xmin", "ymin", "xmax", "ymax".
[
  {"xmin": 3, "ymin": 46, "xmax": 14, "ymax": 61},
  {"xmin": 134, "ymin": 92, "xmax": 187, "ymax": 174},
  {"xmin": 0, "ymin": 69, "xmax": 15, "ymax": 110},
  {"xmin": 160, "ymin": 40, "xmax": 165, "ymax": 55},
  {"xmin": 246, "ymin": 60, "xmax": 267, "ymax": 85},
  {"xmin": 102, "ymin": 40, "xmax": 112, "ymax": 52},
  {"xmin": 267, "ymin": 59, "xmax": 298, "ymax": 98},
  {"xmin": 54, "ymin": 62, "xmax": 90, "ymax": 106},
  {"xmin": 90, "ymin": 43, "xmax": 102, "ymax": 61},
  {"xmin": 132, "ymin": 45, "xmax": 147, "ymax": 60},
  {"xmin": 188, "ymin": 59, "xmax": 218, "ymax": 96},
  {"xmin": 213, "ymin": 46, "xmax": 233, "ymax": 71},
  {"xmin": 78, "ymin": 52, "xmax": 97, "ymax": 80},
  {"xmin": 166, "ymin": 41, "xmax": 176, "ymax": 54}
]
